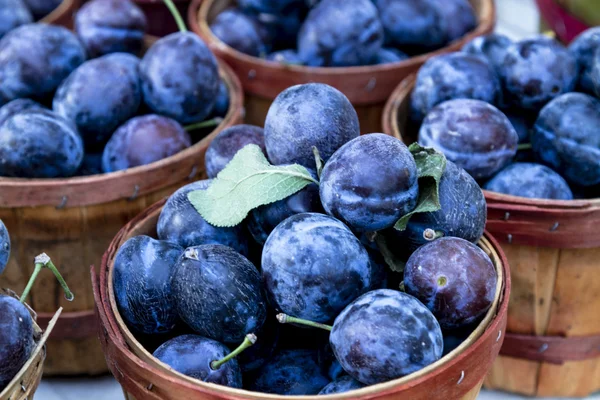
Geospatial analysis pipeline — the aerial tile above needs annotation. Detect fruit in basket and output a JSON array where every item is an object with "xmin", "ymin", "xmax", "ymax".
[
  {"xmin": 157, "ymin": 180, "xmax": 249, "ymax": 255},
  {"xmin": 0, "ymin": 110, "xmax": 83, "ymax": 178},
  {"xmin": 462, "ymin": 33, "xmax": 512, "ymax": 69},
  {"xmin": 264, "ymin": 83, "xmax": 359, "ymax": 168},
  {"xmin": 319, "ymin": 376, "xmax": 365, "ymax": 394},
  {"xmin": 591, "ymin": 49, "xmax": 600, "ymax": 98},
  {"xmin": 404, "ymin": 237, "xmax": 497, "ymax": 329},
  {"xmin": 53, "ymin": 54, "xmax": 142, "ymax": 150},
  {"xmin": 410, "ymin": 52, "xmax": 501, "ymax": 122},
  {"xmin": 77, "ymin": 152, "xmax": 103, "ymax": 176},
  {"xmin": 237, "ymin": 312, "xmax": 279, "ymax": 372},
  {"xmin": 531, "ymin": 92, "xmax": 600, "ymax": 187},
  {"xmin": 0, "ymin": 98, "xmax": 44, "ymax": 127},
  {"xmin": 266, "ymin": 49, "xmax": 303, "ymax": 65},
  {"xmin": 497, "ymin": 37, "xmax": 577, "ymax": 111},
  {"xmin": 0, "ymin": 220, "xmax": 9, "ymax": 274},
  {"xmin": 103, "ymin": 52, "xmax": 141, "ymax": 76},
  {"xmin": 171, "ymin": 244, "xmax": 267, "ymax": 344},
  {"xmin": 74, "ymin": 0, "xmax": 147, "ymax": 58},
  {"xmin": 205, "ymin": 125, "xmax": 266, "ymax": 178},
  {"xmin": 253, "ymin": 6, "xmax": 307, "ymax": 51},
  {"xmin": 0, "ymin": 295, "xmax": 34, "ymax": 390},
  {"xmin": 484, "ymin": 162, "xmax": 574, "ymax": 200},
  {"xmin": 249, "ymin": 349, "xmax": 330, "ymax": 394},
  {"xmin": 101, "ymin": 115, "xmax": 191, "ymax": 172},
  {"xmin": 210, "ymin": 9, "xmax": 269, "ymax": 58},
  {"xmin": 371, "ymin": 47, "xmax": 408, "ymax": 64},
  {"xmin": 262, "ymin": 213, "xmax": 372, "ymax": 322},
  {"xmin": 140, "ymin": 32, "xmax": 219, "ymax": 124},
  {"xmin": 436, "ymin": 0, "xmax": 477, "ymax": 44},
  {"xmin": 317, "ymin": 342, "xmax": 345, "ymax": 381},
  {"xmin": 0, "ymin": 23, "xmax": 86, "ymax": 106},
  {"xmin": 298, "ymin": 0, "xmax": 383, "ymax": 67},
  {"xmin": 419, "ymin": 99, "xmax": 519, "ymax": 180},
  {"xmin": 569, "ymin": 27, "xmax": 600, "ymax": 94},
  {"xmin": 212, "ymin": 80, "xmax": 230, "ymax": 118},
  {"xmin": 238, "ymin": 0, "xmax": 305, "ymax": 14},
  {"xmin": 0, "ymin": 0, "xmax": 32, "ymax": 39},
  {"xmin": 22, "ymin": 0, "xmax": 62, "ymax": 20},
  {"xmin": 320, "ymin": 134, "xmax": 419, "ymax": 232},
  {"xmin": 505, "ymin": 111, "xmax": 533, "ymax": 144},
  {"xmin": 113, "ymin": 235, "xmax": 182, "ymax": 335}
]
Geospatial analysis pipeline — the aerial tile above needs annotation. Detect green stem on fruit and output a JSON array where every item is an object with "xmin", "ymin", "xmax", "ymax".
[
  {"xmin": 184, "ymin": 117, "xmax": 223, "ymax": 132},
  {"xmin": 312, "ymin": 146, "xmax": 324, "ymax": 179},
  {"xmin": 163, "ymin": 0, "xmax": 187, "ymax": 33},
  {"xmin": 276, "ymin": 313, "xmax": 332, "ymax": 331},
  {"xmin": 20, "ymin": 253, "xmax": 74, "ymax": 304},
  {"xmin": 423, "ymin": 228, "xmax": 444, "ymax": 241},
  {"xmin": 517, "ymin": 143, "xmax": 532, "ymax": 151},
  {"xmin": 210, "ymin": 333, "xmax": 257, "ymax": 370}
]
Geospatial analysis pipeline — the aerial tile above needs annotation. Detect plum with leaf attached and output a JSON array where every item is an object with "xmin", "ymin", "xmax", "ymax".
[{"xmin": 205, "ymin": 125, "xmax": 266, "ymax": 179}]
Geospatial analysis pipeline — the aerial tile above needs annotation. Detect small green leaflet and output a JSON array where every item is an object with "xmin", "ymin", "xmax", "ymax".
[
  {"xmin": 188, "ymin": 145, "xmax": 318, "ymax": 227},
  {"xmin": 394, "ymin": 143, "xmax": 446, "ymax": 231}
]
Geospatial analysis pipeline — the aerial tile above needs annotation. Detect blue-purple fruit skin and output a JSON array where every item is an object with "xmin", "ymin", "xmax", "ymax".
[
  {"xmin": 569, "ymin": 27, "xmax": 600, "ymax": 94},
  {"xmin": 0, "ymin": 0, "xmax": 32, "ymax": 39},
  {"xmin": 262, "ymin": 213, "xmax": 372, "ymax": 323},
  {"xmin": 75, "ymin": 0, "xmax": 146, "ymax": 58},
  {"xmin": 419, "ymin": 99, "xmax": 519, "ymax": 180},
  {"xmin": 113, "ymin": 235, "xmax": 182, "ymax": 335},
  {"xmin": 249, "ymin": 349, "xmax": 330, "ymax": 395},
  {"xmin": 77, "ymin": 152, "xmax": 103, "ymax": 176},
  {"xmin": 237, "ymin": 312, "xmax": 279, "ymax": 372},
  {"xmin": 498, "ymin": 37, "xmax": 577, "ymax": 111},
  {"xmin": 252, "ymin": 6, "xmax": 306, "ymax": 50},
  {"xmin": 211, "ymin": 80, "xmax": 229, "ymax": 118},
  {"xmin": 298, "ymin": 0, "xmax": 383, "ymax": 67},
  {"xmin": 317, "ymin": 343, "xmax": 345, "ymax": 381},
  {"xmin": 140, "ymin": 32, "xmax": 219, "ymax": 124},
  {"xmin": 531, "ymin": 92, "xmax": 600, "ymax": 187},
  {"xmin": 22, "ymin": 0, "xmax": 61, "ymax": 20},
  {"xmin": 153, "ymin": 334, "xmax": 242, "ymax": 388},
  {"xmin": 410, "ymin": 52, "xmax": 501, "ymax": 122},
  {"xmin": 462, "ymin": 33, "xmax": 512, "ymax": 69},
  {"xmin": 0, "ymin": 219, "xmax": 8, "ymax": 274},
  {"xmin": 171, "ymin": 244, "xmax": 267, "ymax": 344},
  {"xmin": 320, "ymin": 134, "xmax": 419, "ymax": 232},
  {"xmin": 157, "ymin": 180, "xmax": 249, "ymax": 255},
  {"xmin": 371, "ymin": 47, "xmax": 408, "ymax": 64},
  {"xmin": 437, "ymin": 0, "xmax": 477, "ymax": 45},
  {"xmin": 53, "ymin": 55, "xmax": 141, "ymax": 150},
  {"xmin": 405, "ymin": 237, "xmax": 497, "ymax": 330},
  {"xmin": 0, "ymin": 110, "xmax": 83, "ymax": 178},
  {"xmin": 237, "ymin": 0, "xmax": 303, "ymax": 14},
  {"xmin": 484, "ymin": 162, "xmax": 573, "ymax": 200},
  {"xmin": 0, "ymin": 24, "xmax": 86, "ymax": 106},
  {"xmin": 0, "ymin": 295, "xmax": 34, "ymax": 390},
  {"xmin": 591, "ymin": 49, "xmax": 600, "ymax": 98},
  {"xmin": 264, "ymin": 83, "xmax": 359, "ymax": 168},
  {"xmin": 505, "ymin": 110, "xmax": 533, "ymax": 144},
  {"xmin": 266, "ymin": 50, "xmax": 303, "ymax": 65},
  {"xmin": 101, "ymin": 115, "xmax": 191, "ymax": 172},
  {"xmin": 205, "ymin": 124, "xmax": 266, "ymax": 178},
  {"xmin": 319, "ymin": 376, "xmax": 365, "ymax": 395},
  {"xmin": 210, "ymin": 9, "xmax": 269, "ymax": 57},
  {"xmin": 0, "ymin": 98, "xmax": 44, "ymax": 127},
  {"xmin": 330, "ymin": 289, "xmax": 443, "ymax": 385}
]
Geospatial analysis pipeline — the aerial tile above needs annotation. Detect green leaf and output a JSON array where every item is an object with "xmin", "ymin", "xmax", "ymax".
[
  {"xmin": 374, "ymin": 233, "xmax": 407, "ymax": 273},
  {"xmin": 394, "ymin": 143, "xmax": 446, "ymax": 231},
  {"xmin": 188, "ymin": 145, "xmax": 318, "ymax": 227}
]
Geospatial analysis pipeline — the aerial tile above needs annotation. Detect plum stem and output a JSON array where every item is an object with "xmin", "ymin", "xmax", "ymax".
[
  {"xmin": 517, "ymin": 143, "xmax": 532, "ymax": 151},
  {"xmin": 20, "ymin": 253, "xmax": 74, "ymax": 304},
  {"xmin": 423, "ymin": 229, "xmax": 444, "ymax": 241},
  {"xmin": 163, "ymin": 0, "xmax": 187, "ymax": 33},
  {"xmin": 184, "ymin": 117, "xmax": 223, "ymax": 132},
  {"xmin": 276, "ymin": 313, "xmax": 332, "ymax": 331},
  {"xmin": 210, "ymin": 333, "xmax": 257, "ymax": 370}
]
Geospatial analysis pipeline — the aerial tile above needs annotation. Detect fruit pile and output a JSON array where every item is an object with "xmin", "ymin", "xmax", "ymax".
[
  {"xmin": 0, "ymin": 0, "xmax": 62, "ymax": 38},
  {"xmin": 113, "ymin": 82, "xmax": 498, "ymax": 395},
  {"xmin": 408, "ymin": 29, "xmax": 600, "ymax": 200},
  {"xmin": 209, "ymin": 0, "xmax": 477, "ymax": 67},
  {"xmin": 0, "ymin": 0, "xmax": 228, "ymax": 178}
]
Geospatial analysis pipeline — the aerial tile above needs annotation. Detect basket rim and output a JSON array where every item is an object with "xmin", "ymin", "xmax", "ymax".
[{"xmin": 40, "ymin": 0, "xmax": 78, "ymax": 25}]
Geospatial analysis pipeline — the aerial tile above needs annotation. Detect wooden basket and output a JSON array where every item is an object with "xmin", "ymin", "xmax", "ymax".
[
  {"xmin": 92, "ymin": 197, "xmax": 510, "ymax": 400},
  {"xmin": 0, "ymin": 289, "xmax": 62, "ymax": 400},
  {"xmin": 188, "ymin": 0, "xmax": 495, "ymax": 134},
  {"xmin": 134, "ymin": 0, "xmax": 191, "ymax": 38},
  {"xmin": 382, "ymin": 75, "xmax": 600, "ymax": 398},
  {"xmin": 40, "ymin": 0, "xmax": 80, "ymax": 28},
  {"xmin": 0, "ymin": 57, "xmax": 244, "ymax": 376}
]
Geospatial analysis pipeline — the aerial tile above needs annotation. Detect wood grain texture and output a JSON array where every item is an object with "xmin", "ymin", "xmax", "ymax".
[{"xmin": 382, "ymin": 76, "xmax": 600, "ymax": 397}]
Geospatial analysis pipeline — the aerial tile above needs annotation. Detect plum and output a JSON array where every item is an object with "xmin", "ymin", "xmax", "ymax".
[
  {"xmin": 153, "ymin": 334, "xmax": 242, "ymax": 388},
  {"xmin": 319, "ymin": 376, "xmax": 365, "ymax": 394},
  {"xmin": 251, "ymin": 5, "xmax": 306, "ymax": 50},
  {"xmin": 0, "ymin": 295, "xmax": 34, "ymax": 390},
  {"xmin": 101, "ymin": 115, "xmax": 191, "ymax": 172},
  {"xmin": 320, "ymin": 134, "xmax": 419, "ymax": 232},
  {"xmin": 462, "ymin": 33, "xmax": 513, "ymax": 69},
  {"xmin": 237, "ymin": 0, "xmax": 304, "ymax": 14},
  {"xmin": 330, "ymin": 289, "xmax": 443, "ymax": 384},
  {"xmin": 266, "ymin": 50, "xmax": 303, "ymax": 65},
  {"xmin": 437, "ymin": 0, "xmax": 477, "ymax": 44},
  {"xmin": 264, "ymin": 83, "xmax": 359, "ymax": 168},
  {"xmin": 0, "ymin": 110, "xmax": 83, "ymax": 178},
  {"xmin": 0, "ymin": 24, "xmax": 86, "ymax": 106},
  {"xmin": 371, "ymin": 47, "xmax": 408, "ymax": 64},
  {"xmin": 210, "ymin": 9, "xmax": 269, "ymax": 57},
  {"xmin": 205, "ymin": 124, "xmax": 266, "ymax": 178},
  {"xmin": 410, "ymin": 52, "xmax": 501, "ymax": 122},
  {"xmin": 569, "ymin": 27, "xmax": 600, "ymax": 94},
  {"xmin": 113, "ymin": 235, "xmax": 182, "ymax": 335},
  {"xmin": 0, "ymin": 98, "xmax": 44, "ymax": 127},
  {"xmin": 0, "ymin": 0, "xmax": 32, "ymax": 39},
  {"xmin": 591, "ymin": 48, "xmax": 600, "ymax": 98},
  {"xmin": 317, "ymin": 343, "xmax": 345, "ymax": 381},
  {"xmin": 498, "ymin": 37, "xmax": 577, "ymax": 111},
  {"xmin": 102, "ymin": 52, "xmax": 141, "ymax": 76},
  {"xmin": 404, "ymin": 237, "xmax": 497, "ymax": 329},
  {"xmin": 211, "ymin": 80, "xmax": 229, "ymax": 118},
  {"xmin": 77, "ymin": 152, "xmax": 103, "ymax": 176},
  {"xmin": 140, "ymin": 32, "xmax": 219, "ymax": 124},
  {"xmin": 75, "ymin": 0, "xmax": 146, "ymax": 58},
  {"xmin": 0, "ymin": 219, "xmax": 9, "ymax": 275},
  {"xmin": 505, "ymin": 110, "xmax": 534, "ymax": 144},
  {"xmin": 366, "ymin": 249, "xmax": 389, "ymax": 290},
  {"xmin": 419, "ymin": 99, "xmax": 519, "ymax": 180},
  {"xmin": 157, "ymin": 180, "xmax": 249, "ymax": 255},
  {"xmin": 237, "ymin": 313, "xmax": 279, "ymax": 372},
  {"xmin": 298, "ymin": 0, "xmax": 383, "ymax": 67},
  {"xmin": 531, "ymin": 92, "xmax": 600, "ymax": 187},
  {"xmin": 249, "ymin": 349, "xmax": 330, "ymax": 395},
  {"xmin": 170, "ymin": 244, "xmax": 267, "ymax": 344},
  {"xmin": 53, "ymin": 54, "xmax": 141, "ymax": 150},
  {"xmin": 22, "ymin": 0, "xmax": 61, "ymax": 20},
  {"xmin": 484, "ymin": 163, "xmax": 573, "ymax": 200},
  {"xmin": 262, "ymin": 213, "xmax": 372, "ymax": 323}
]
